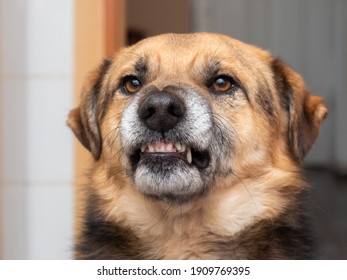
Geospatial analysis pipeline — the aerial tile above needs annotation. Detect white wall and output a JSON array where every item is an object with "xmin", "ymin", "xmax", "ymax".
[
  {"xmin": 0, "ymin": 0, "xmax": 74, "ymax": 259},
  {"xmin": 191, "ymin": 0, "xmax": 347, "ymax": 170}
]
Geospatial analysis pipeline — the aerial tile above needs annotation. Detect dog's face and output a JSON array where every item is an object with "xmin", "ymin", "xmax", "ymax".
[{"xmin": 68, "ymin": 33, "xmax": 327, "ymax": 204}]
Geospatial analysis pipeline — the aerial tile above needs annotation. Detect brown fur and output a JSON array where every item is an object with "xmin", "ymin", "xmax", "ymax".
[{"xmin": 67, "ymin": 33, "xmax": 327, "ymax": 259}]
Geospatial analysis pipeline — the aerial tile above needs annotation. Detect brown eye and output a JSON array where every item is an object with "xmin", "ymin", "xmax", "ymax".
[
  {"xmin": 211, "ymin": 75, "xmax": 235, "ymax": 94},
  {"xmin": 123, "ymin": 76, "xmax": 141, "ymax": 93}
]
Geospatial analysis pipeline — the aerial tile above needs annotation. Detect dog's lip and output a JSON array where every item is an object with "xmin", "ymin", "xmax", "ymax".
[{"xmin": 130, "ymin": 140, "xmax": 210, "ymax": 169}]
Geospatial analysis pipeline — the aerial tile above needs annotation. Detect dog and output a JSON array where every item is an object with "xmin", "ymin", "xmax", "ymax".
[{"xmin": 67, "ymin": 33, "xmax": 327, "ymax": 259}]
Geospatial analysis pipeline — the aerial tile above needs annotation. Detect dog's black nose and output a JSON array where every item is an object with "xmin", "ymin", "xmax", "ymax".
[{"xmin": 138, "ymin": 92, "xmax": 186, "ymax": 132}]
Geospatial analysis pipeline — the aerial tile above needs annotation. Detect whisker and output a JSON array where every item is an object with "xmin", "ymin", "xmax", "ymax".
[{"xmin": 231, "ymin": 169, "xmax": 260, "ymax": 215}]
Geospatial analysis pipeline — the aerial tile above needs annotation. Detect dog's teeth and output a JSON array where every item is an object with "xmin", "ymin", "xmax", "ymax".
[
  {"xmin": 159, "ymin": 143, "xmax": 166, "ymax": 152},
  {"xmin": 187, "ymin": 147, "xmax": 192, "ymax": 164},
  {"xmin": 166, "ymin": 142, "xmax": 173, "ymax": 152},
  {"xmin": 144, "ymin": 142, "xmax": 189, "ymax": 154},
  {"xmin": 176, "ymin": 142, "xmax": 182, "ymax": 152},
  {"xmin": 148, "ymin": 144, "xmax": 154, "ymax": 152}
]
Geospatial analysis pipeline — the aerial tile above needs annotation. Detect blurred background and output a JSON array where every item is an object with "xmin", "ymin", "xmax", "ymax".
[{"xmin": 0, "ymin": 0, "xmax": 346, "ymax": 259}]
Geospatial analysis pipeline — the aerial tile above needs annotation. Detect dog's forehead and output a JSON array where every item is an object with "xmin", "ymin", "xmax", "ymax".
[
  {"xmin": 138, "ymin": 33, "xmax": 225, "ymax": 51},
  {"xmin": 133, "ymin": 33, "xmax": 261, "ymax": 54},
  {"xmin": 117, "ymin": 33, "xmax": 271, "ymax": 74}
]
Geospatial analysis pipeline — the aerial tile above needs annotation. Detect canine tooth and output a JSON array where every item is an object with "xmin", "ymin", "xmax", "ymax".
[
  {"xmin": 181, "ymin": 143, "xmax": 186, "ymax": 152},
  {"xmin": 187, "ymin": 147, "xmax": 192, "ymax": 164},
  {"xmin": 141, "ymin": 145, "xmax": 146, "ymax": 153},
  {"xmin": 176, "ymin": 142, "xmax": 182, "ymax": 152}
]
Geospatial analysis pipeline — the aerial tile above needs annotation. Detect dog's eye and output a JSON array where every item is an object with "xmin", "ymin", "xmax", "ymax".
[
  {"xmin": 210, "ymin": 76, "xmax": 235, "ymax": 94},
  {"xmin": 122, "ymin": 76, "xmax": 141, "ymax": 93}
]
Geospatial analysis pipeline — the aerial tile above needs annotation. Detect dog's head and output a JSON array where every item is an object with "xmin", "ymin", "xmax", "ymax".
[{"xmin": 68, "ymin": 33, "xmax": 327, "ymax": 204}]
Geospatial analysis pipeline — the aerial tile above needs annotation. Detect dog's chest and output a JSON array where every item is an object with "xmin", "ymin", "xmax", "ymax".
[
  {"xmin": 117, "ymin": 185, "xmax": 266, "ymax": 259},
  {"xmin": 144, "ymin": 226, "xmax": 220, "ymax": 259},
  {"xmin": 130, "ymin": 208, "xmax": 236, "ymax": 259}
]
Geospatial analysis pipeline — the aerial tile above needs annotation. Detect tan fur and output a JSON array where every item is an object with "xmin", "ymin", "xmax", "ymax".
[
  {"xmin": 68, "ymin": 33, "xmax": 327, "ymax": 259},
  {"xmin": 84, "ymin": 163, "xmax": 304, "ymax": 259}
]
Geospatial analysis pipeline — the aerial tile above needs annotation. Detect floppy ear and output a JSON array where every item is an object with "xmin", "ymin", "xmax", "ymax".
[
  {"xmin": 67, "ymin": 59, "xmax": 111, "ymax": 160},
  {"xmin": 272, "ymin": 59, "xmax": 328, "ymax": 162}
]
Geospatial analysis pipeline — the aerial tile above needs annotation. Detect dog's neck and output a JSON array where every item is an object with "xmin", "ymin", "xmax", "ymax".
[{"xmin": 86, "ymin": 164, "xmax": 304, "ymax": 259}]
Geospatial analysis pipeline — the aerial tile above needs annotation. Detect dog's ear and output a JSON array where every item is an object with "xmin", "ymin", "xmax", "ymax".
[
  {"xmin": 67, "ymin": 59, "xmax": 111, "ymax": 160},
  {"xmin": 272, "ymin": 58, "xmax": 327, "ymax": 162}
]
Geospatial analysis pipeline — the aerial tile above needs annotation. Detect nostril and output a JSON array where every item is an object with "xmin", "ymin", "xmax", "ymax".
[
  {"xmin": 138, "ymin": 92, "xmax": 186, "ymax": 132},
  {"xmin": 141, "ymin": 106, "xmax": 156, "ymax": 120},
  {"xmin": 148, "ymin": 107, "xmax": 156, "ymax": 117},
  {"xmin": 168, "ymin": 103, "xmax": 184, "ymax": 118}
]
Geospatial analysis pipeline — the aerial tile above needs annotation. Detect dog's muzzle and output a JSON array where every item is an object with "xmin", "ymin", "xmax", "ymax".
[
  {"xmin": 138, "ymin": 91, "xmax": 186, "ymax": 133},
  {"xmin": 135, "ymin": 92, "xmax": 209, "ymax": 168},
  {"xmin": 121, "ymin": 87, "xmax": 214, "ymax": 203}
]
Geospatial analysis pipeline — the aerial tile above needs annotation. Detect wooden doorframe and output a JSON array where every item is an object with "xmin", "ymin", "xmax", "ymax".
[{"xmin": 73, "ymin": 0, "xmax": 125, "ymax": 237}]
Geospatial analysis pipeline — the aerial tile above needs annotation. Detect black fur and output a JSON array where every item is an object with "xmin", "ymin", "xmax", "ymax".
[
  {"xmin": 271, "ymin": 58, "xmax": 292, "ymax": 114},
  {"xmin": 211, "ymin": 197, "xmax": 314, "ymax": 259},
  {"xmin": 97, "ymin": 58, "xmax": 112, "ymax": 120},
  {"xmin": 255, "ymin": 88, "xmax": 275, "ymax": 118},
  {"xmin": 75, "ymin": 192, "xmax": 153, "ymax": 259}
]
